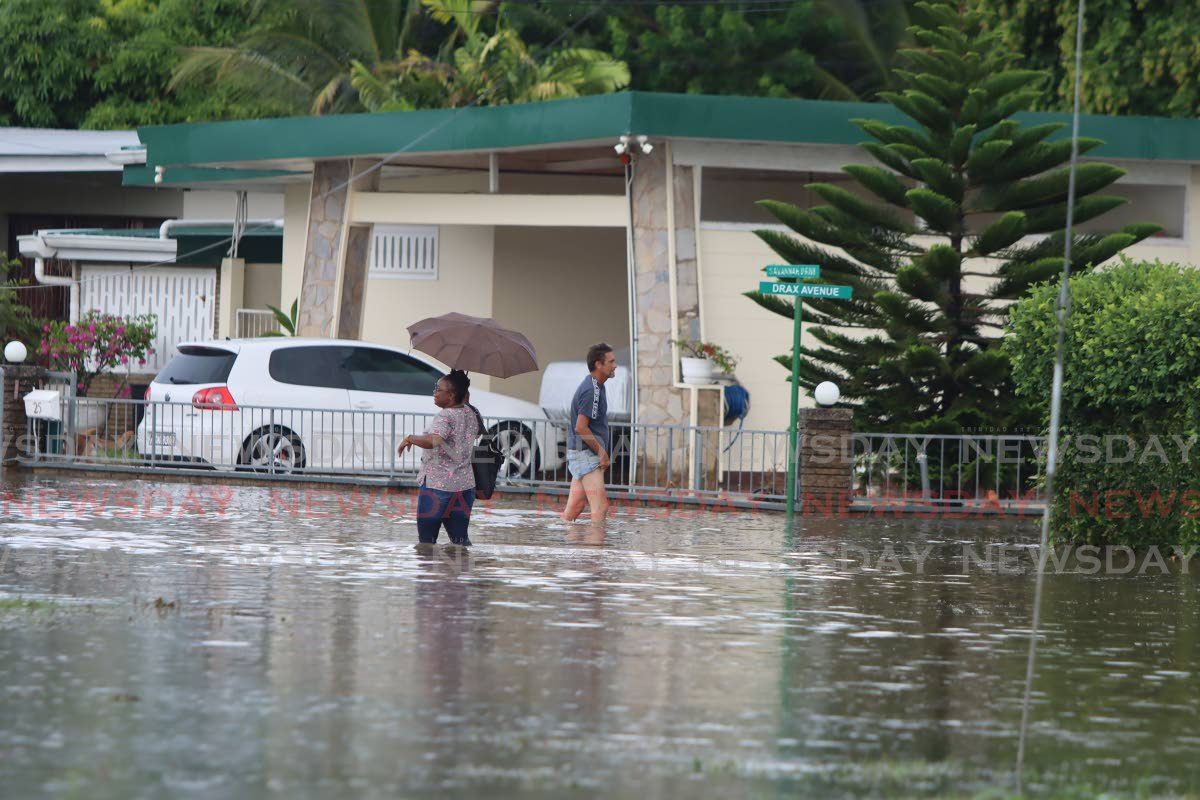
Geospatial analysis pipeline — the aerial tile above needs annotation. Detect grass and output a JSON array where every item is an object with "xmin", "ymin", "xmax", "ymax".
[{"xmin": 0, "ymin": 598, "xmax": 58, "ymax": 613}]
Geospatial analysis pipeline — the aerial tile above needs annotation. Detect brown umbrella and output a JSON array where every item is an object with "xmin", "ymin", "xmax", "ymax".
[{"xmin": 406, "ymin": 312, "xmax": 538, "ymax": 378}]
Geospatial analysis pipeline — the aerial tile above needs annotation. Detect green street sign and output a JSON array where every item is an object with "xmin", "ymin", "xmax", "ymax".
[
  {"xmin": 765, "ymin": 264, "xmax": 820, "ymax": 279},
  {"xmin": 759, "ymin": 281, "xmax": 852, "ymax": 300}
]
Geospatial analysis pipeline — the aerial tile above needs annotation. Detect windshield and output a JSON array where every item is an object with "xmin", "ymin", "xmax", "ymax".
[{"xmin": 154, "ymin": 347, "xmax": 236, "ymax": 385}]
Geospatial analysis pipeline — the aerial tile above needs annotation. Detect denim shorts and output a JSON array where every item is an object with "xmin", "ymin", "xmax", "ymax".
[{"xmin": 567, "ymin": 449, "xmax": 602, "ymax": 480}]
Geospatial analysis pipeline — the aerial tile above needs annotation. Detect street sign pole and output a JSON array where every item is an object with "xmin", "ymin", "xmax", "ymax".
[
  {"xmin": 786, "ymin": 296, "xmax": 803, "ymax": 518},
  {"xmin": 759, "ymin": 265, "xmax": 843, "ymax": 519}
]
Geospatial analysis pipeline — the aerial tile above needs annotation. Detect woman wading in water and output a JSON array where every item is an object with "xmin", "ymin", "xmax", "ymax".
[{"xmin": 397, "ymin": 370, "xmax": 481, "ymax": 545}]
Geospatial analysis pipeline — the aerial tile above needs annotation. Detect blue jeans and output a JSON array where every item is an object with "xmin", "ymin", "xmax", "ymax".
[{"xmin": 417, "ymin": 483, "xmax": 475, "ymax": 545}]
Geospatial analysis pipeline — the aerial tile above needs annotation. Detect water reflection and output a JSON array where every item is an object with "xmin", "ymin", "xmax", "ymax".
[{"xmin": 0, "ymin": 475, "xmax": 1198, "ymax": 796}]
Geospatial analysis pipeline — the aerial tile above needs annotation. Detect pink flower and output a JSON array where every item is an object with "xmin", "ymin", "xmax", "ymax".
[
  {"xmin": 42, "ymin": 324, "xmax": 49, "ymax": 333},
  {"xmin": 88, "ymin": 324, "xmax": 95, "ymax": 334},
  {"xmin": 119, "ymin": 355, "xmax": 128, "ymax": 364}
]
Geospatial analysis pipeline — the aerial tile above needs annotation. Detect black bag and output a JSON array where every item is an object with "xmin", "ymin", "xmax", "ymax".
[{"xmin": 467, "ymin": 404, "xmax": 502, "ymax": 500}]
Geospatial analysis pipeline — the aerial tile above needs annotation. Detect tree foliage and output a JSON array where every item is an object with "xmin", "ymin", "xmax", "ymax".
[
  {"xmin": 348, "ymin": 0, "xmax": 629, "ymax": 112},
  {"xmin": 506, "ymin": 0, "xmax": 915, "ymax": 101},
  {"xmin": 0, "ymin": 255, "xmax": 39, "ymax": 348},
  {"xmin": 173, "ymin": 0, "xmax": 628, "ymax": 116},
  {"xmin": 747, "ymin": 0, "xmax": 1159, "ymax": 433},
  {"xmin": 0, "ymin": 0, "xmax": 290, "ymax": 129},
  {"xmin": 976, "ymin": 0, "xmax": 1200, "ymax": 117}
]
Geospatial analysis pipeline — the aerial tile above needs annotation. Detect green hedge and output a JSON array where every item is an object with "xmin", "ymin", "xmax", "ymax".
[{"xmin": 1005, "ymin": 259, "xmax": 1200, "ymax": 547}]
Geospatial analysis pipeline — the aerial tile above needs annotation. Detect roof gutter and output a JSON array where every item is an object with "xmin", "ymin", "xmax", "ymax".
[{"xmin": 158, "ymin": 218, "xmax": 283, "ymax": 239}]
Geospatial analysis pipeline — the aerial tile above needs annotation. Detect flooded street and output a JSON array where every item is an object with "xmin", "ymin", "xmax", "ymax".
[{"xmin": 2, "ymin": 474, "xmax": 1199, "ymax": 798}]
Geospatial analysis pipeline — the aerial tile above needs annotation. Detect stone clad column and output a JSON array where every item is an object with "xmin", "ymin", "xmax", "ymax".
[
  {"xmin": 297, "ymin": 158, "xmax": 380, "ymax": 338},
  {"xmin": 630, "ymin": 147, "xmax": 714, "ymax": 487},
  {"xmin": 630, "ymin": 150, "xmax": 704, "ymax": 426}
]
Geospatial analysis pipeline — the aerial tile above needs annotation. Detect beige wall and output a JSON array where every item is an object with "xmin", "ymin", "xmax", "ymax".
[
  {"xmin": 700, "ymin": 228, "xmax": 816, "ymax": 434},
  {"xmin": 280, "ymin": 182, "xmax": 310, "ymax": 315},
  {"xmin": 244, "ymin": 264, "xmax": 282, "ymax": 310},
  {"xmin": 699, "ymin": 165, "xmax": 1200, "ymax": 435},
  {"xmin": 492, "ymin": 227, "xmax": 629, "ymax": 403},
  {"xmin": 378, "ymin": 171, "xmax": 622, "ymax": 196},
  {"xmin": 359, "ymin": 225, "xmax": 496, "ymax": 392},
  {"xmin": 182, "ymin": 190, "xmax": 285, "ymax": 220}
]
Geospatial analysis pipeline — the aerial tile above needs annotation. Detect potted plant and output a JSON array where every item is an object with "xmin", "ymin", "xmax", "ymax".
[
  {"xmin": 40, "ymin": 311, "xmax": 157, "ymax": 430},
  {"xmin": 675, "ymin": 339, "xmax": 738, "ymax": 385}
]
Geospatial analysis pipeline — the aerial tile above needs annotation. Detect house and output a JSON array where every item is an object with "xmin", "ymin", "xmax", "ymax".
[
  {"xmin": 105, "ymin": 93, "xmax": 1200, "ymax": 433},
  {"xmin": 14, "ymin": 137, "xmax": 285, "ymax": 389}
]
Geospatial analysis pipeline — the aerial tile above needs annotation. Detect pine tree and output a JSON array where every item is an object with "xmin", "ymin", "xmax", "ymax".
[{"xmin": 746, "ymin": 0, "xmax": 1159, "ymax": 433}]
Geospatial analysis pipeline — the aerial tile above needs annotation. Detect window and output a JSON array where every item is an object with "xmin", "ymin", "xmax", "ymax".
[
  {"xmin": 269, "ymin": 346, "xmax": 354, "ymax": 389},
  {"xmin": 156, "ymin": 347, "xmax": 236, "ymax": 385},
  {"xmin": 370, "ymin": 224, "xmax": 439, "ymax": 278},
  {"xmin": 343, "ymin": 347, "xmax": 442, "ymax": 395}
]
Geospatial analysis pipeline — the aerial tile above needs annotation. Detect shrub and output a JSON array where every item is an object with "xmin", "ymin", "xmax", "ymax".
[
  {"xmin": 41, "ymin": 311, "xmax": 157, "ymax": 396},
  {"xmin": 1005, "ymin": 259, "xmax": 1200, "ymax": 547}
]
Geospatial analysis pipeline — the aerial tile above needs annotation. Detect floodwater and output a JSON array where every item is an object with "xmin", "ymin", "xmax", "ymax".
[{"xmin": 1, "ymin": 475, "xmax": 1199, "ymax": 799}]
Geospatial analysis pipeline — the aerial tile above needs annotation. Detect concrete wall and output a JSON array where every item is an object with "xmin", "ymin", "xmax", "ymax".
[
  {"xmin": 280, "ymin": 182, "xmax": 310, "ymax": 315},
  {"xmin": 358, "ymin": 225, "xmax": 496, "ymax": 392},
  {"xmin": 492, "ymin": 227, "xmax": 629, "ymax": 404},
  {"xmin": 243, "ymin": 264, "xmax": 282, "ymax": 310},
  {"xmin": 181, "ymin": 190, "xmax": 285, "ymax": 220},
  {"xmin": 699, "ymin": 228, "xmax": 808, "ymax": 435},
  {"xmin": 378, "ymin": 171, "xmax": 622, "ymax": 196}
]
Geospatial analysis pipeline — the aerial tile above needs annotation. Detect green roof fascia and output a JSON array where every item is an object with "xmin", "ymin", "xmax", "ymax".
[
  {"xmin": 43, "ymin": 226, "xmax": 283, "ymax": 265},
  {"xmin": 137, "ymin": 92, "xmax": 636, "ymax": 170},
  {"xmin": 122, "ymin": 164, "xmax": 302, "ymax": 187},
  {"xmin": 173, "ymin": 233, "xmax": 282, "ymax": 265},
  {"xmin": 135, "ymin": 91, "xmax": 1200, "ymax": 172},
  {"xmin": 628, "ymin": 93, "xmax": 1200, "ymax": 162}
]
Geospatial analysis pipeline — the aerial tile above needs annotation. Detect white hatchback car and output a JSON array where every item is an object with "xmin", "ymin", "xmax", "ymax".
[{"xmin": 135, "ymin": 338, "xmax": 560, "ymax": 476}]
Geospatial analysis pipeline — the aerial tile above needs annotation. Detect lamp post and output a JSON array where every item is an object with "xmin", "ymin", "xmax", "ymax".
[
  {"xmin": 5, "ymin": 340, "xmax": 27, "ymax": 399},
  {"xmin": 814, "ymin": 381, "xmax": 840, "ymax": 407}
]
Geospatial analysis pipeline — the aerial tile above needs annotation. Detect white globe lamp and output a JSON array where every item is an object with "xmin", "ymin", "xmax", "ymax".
[
  {"xmin": 814, "ymin": 381, "xmax": 840, "ymax": 407},
  {"xmin": 4, "ymin": 341, "xmax": 27, "ymax": 364}
]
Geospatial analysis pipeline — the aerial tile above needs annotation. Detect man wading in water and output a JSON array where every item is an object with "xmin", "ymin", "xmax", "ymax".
[{"xmin": 561, "ymin": 343, "xmax": 616, "ymax": 537}]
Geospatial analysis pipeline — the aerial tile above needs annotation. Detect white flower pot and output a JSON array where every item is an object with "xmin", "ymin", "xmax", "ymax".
[{"xmin": 680, "ymin": 357, "xmax": 715, "ymax": 385}]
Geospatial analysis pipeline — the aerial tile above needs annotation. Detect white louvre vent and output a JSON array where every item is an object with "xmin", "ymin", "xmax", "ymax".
[
  {"xmin": 370, "ymin": 224, "xmax": 438, "ymax": 279},
  {"xmin": 78, "ymin": 265, "xmax": 216, "ymax": 373}
]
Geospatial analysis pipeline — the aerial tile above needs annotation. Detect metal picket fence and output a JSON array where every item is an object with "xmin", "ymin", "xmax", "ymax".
[{"xmin": 21, "ymin": 395, "xmax": 1047, "ymax": 512}]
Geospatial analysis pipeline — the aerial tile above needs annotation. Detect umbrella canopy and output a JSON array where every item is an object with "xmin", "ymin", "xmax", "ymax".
[{"xmin": 406, "ymin": 312, "xmax": 538, "ymax": 378}]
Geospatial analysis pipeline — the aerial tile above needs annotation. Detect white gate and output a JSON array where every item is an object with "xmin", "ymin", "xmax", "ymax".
[{"xmin": 78, "ymin": 266, "xmax": 216, "ymax": 373}]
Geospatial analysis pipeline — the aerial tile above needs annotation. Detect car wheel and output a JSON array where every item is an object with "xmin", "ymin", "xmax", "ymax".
[
  {"xmin": 239, "ymin": 426, "xmax": 306, "ymax": 473},
  {"xmin": 490, "ymin": 422, "xmax": 536, "ymax": 479}
]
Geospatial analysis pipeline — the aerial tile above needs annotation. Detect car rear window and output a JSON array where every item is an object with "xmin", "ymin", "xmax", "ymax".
[{"xmin": 155, "ymin": 347, "xmax": 237, "ymax": 385}]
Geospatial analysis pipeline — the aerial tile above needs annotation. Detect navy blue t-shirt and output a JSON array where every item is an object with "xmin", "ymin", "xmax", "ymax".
[{"xmin": 566, "ymin": 375, "xmax": 609, "ymax": 452}]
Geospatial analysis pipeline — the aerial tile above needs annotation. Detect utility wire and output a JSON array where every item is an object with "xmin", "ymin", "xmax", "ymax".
[{"xmin": 1015, "ymin": 0, "xmax": 1086, "ymax": 793}]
